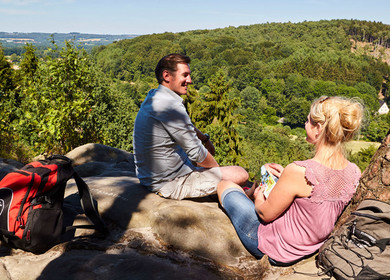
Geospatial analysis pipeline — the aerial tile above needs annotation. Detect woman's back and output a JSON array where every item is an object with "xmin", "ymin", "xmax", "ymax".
[
  {"xmin": 257, "ymin": 159, "xmax": 361, "ymax": 263},
  {"xmin": 217, "ymin": 95, "xmax": 364, "ymax": 264}
]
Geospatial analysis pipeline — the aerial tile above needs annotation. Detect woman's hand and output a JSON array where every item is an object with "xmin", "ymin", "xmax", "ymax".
[
  {"xmin": 244, "ymin": 181, "xmax": 258, "ymax": 200},
  {"xmin": 253, "ymin": 183, "xmax": 266, "ymax": 205},
  {"xmin": 264, "ymin": 163, "xmax": 284, "ymax": 178}
]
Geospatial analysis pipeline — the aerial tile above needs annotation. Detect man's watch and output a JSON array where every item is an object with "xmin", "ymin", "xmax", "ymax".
[{"xmin": 202, "ymin": 133, "xmax": 210, "ymax": 143}]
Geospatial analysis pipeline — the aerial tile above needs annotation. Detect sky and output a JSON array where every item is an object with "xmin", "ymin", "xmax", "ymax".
[{"xmin": 1, "ymin": 0, "xmax": 389, "ymax": 35}]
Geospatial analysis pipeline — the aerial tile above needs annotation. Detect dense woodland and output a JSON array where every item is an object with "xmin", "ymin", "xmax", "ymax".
[{"xmin": 1, "ymin": 19, "xmax": 390, "ymax": 178}]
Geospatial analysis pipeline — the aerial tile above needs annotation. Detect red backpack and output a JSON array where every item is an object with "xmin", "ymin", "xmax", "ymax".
[{"xmin": 0, "ymin": 155, "xmax": 108, "ymax": 254}]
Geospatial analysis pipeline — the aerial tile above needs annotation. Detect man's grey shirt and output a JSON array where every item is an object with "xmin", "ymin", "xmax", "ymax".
[{"xmin": 133, "ymin": 85, "xmax": 208, "ymax": 191}]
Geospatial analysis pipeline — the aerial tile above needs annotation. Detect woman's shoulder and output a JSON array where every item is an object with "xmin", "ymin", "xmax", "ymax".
[
  {"xmin": 292, "ymin": 159, "xmax": 315, "ymax": 169},
  {"xmin": 347, "ymin": 161, "xmax": 361, "ymax": 174},
  {"xmin": 279, "ymin": 163, "xmax": 313, "ymax": 197},
  {"xmin": 346, "ymin": 161, "xmax": 362, "ymax": 186},
  {"xmin": 286, "ymin": 162, "xmax": 307, "ymax": 172},
  {"xmin": 291, "ymin": 159, "xmax": 320, "ymax": 186},
  {"xmin": 282, "ymin": 162, "xmax": 307, "ymax": 182}
]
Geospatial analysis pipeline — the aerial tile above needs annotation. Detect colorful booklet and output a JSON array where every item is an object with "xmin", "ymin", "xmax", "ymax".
[{"xmin": 260, "ymin": 165, "xmax": 278, "ymax": 198}]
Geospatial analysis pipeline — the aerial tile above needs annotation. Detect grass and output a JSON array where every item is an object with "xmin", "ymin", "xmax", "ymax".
[{"xmin": 345, "ymin": 140, "xmax": 381, "ymax": 155}]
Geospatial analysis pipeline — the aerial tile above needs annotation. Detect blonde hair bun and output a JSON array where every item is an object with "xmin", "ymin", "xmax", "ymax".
[{"xmin": 310, "ymin": 96, "xmax": 363, "ymax": 145}]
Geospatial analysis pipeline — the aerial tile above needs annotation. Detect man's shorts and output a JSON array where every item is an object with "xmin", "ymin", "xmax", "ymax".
[{"xmin": 157, "ymin": 167, "xmax": 222, "ymax": 200}]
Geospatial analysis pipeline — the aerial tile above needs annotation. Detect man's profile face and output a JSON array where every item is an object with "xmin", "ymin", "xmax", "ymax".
[{"xmin": 166, "ymin": 63, "xmax": 192, "ymax": 95}]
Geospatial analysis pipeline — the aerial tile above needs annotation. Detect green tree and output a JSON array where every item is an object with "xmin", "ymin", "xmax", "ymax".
[
  {"xmin": 283, "ymin": 97, "xmax": 311, "ymax": 127},
  {"xmin": 363, "ymin": 114, "xmax": 390, "ymax": 142},
  {"xmin": 19, "ymin": 44, "xmax": 39, "ymax": 79},
  {"xmin": 284, "ymin": 74, "xmax": 313, "ymax": 99},
  {"xmin": 240, "ymin": 86, "xmax": 261, "ymax": 110},
  {"xmin": 311, "ymin": 80, "xmax": 337, "ymax": 99},
  {"xmin": 16, "ymin": 41, "xmax": 112, "ymax": 154},
  {"xmin": 259, "ymin": 79, "xmax": 286, "ymax": 115},
  {"xmin": 89, "ymin": 82, "xmax": 139, "ymax": 152},
  {"xmin": 348, "ymin": 145, "xmax": 378, "ymax": 172},
  {"xmin": 238, "ymin": 123, "xmax": 313, "ymax": 179},
  {"xmin": 187, "ymin": 70, "xmax": 244, "ymax": 165},
  {"xmin": 0, "ymin": 45, "xmax": 18, "ymax": 158}
]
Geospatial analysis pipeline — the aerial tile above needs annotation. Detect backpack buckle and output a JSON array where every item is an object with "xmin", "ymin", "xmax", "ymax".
[{"xmin": 31, "ymin": 196, "xmax": 52, "ymax": 205}]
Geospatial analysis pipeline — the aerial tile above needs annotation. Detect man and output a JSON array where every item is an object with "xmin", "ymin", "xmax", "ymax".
[{"xmin": 133, "ymin": 53, "xmax": 248, "ymax": 200}]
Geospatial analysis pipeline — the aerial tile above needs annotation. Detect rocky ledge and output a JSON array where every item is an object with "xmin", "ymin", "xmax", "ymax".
[{"xmin": 0, "ymin": 144, "xmax": 324, "ymax": 280}]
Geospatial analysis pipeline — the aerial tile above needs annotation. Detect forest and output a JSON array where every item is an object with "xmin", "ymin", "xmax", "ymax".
[{"xmin": 1, "ymin": 19, "xmax": 390, "ymax": 179}]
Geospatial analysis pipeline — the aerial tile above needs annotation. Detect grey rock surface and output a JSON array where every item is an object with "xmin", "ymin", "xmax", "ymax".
[{"xmin": 0, "ymin": 143, "xmax": 325, "ymax": 279}]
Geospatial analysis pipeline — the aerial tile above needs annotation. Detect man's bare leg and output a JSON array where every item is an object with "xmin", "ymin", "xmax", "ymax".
[{"xmin": 219, "ymin": 166, "xmax": 249, "ymax": 186}]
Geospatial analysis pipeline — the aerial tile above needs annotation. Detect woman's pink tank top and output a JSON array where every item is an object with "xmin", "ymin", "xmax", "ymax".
[{"xmin": 257, "ymin": 159, "xmax": 361, "ymax": 263}]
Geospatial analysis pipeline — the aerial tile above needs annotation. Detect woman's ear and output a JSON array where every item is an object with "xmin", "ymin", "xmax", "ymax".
[{"xmin": 315, "ymin": 123, "xmax": 322, "ymax": 137}]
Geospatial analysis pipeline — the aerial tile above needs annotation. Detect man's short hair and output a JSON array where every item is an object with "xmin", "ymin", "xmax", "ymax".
[{"xmin": 155, "ymin": 53, "xmax": 191, "ymax": 84}]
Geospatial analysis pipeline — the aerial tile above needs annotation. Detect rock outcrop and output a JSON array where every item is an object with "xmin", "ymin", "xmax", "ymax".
[
  {"xmin": 0, "ymin": 144, "xmax": 323, "ymax": 280},
  {"xmin": 334, "ymin": 130, "xmax": 390, "ymax": 231}
]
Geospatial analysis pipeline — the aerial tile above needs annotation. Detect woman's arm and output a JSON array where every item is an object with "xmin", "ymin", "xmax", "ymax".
[{"xmin": 254, "ymin": 163, "xmax": 312, "ymax": 223}]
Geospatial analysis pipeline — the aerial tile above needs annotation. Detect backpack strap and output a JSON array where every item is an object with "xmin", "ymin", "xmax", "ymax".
[
  {"xmin": 357, "ymin": 199, "xmax": 390, "ymax": 213},
  {"xmin": 47, "ymin": 154, "xmax": 73, "ymax": 163},
  {"xmin": 376, "ymin": 238, "xmax": 390, "ymax": 252},
  {"xmin": 0, "ymin": 228, "xmax": 17, "ymax": 239},
  {"xmin": 72, "ymin": 171, "xmax": 109, "ymax": 237}
]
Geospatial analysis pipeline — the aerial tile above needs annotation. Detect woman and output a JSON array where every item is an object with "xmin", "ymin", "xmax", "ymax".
[{"xmin": 217, "ymin": 96, "xmax": 363, "ymax": 265}]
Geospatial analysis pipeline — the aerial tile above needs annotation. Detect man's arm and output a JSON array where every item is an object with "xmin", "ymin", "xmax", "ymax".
[
  {"xmin": 194, "ymin": 127, "xmax": 215, "ymax": 156},
  {"xmin": 193, "ymin": 127, "xmax": 218, "ymax": 167},
  {"xmin": 197, "ymin": 151, "xmax": 219, "ymax": 168}
]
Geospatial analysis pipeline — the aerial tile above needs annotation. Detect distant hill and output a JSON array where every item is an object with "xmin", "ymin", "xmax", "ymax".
[
  {"xmin": 92, "ymin": 19, "xmax": 390, "ymax": 90},
  {"xmin": 0, "ymin": 32, "xmax": 138, "ymax": 52}
]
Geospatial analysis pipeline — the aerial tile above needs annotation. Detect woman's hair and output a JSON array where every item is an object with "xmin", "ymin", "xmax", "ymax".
[
  {"xmin": 155, "ymin": 53, "xmax": 191, "ymax": 84},
  {"xmin": 309, "ymin": 96, "xmax": 364, "ymax": 147}
]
